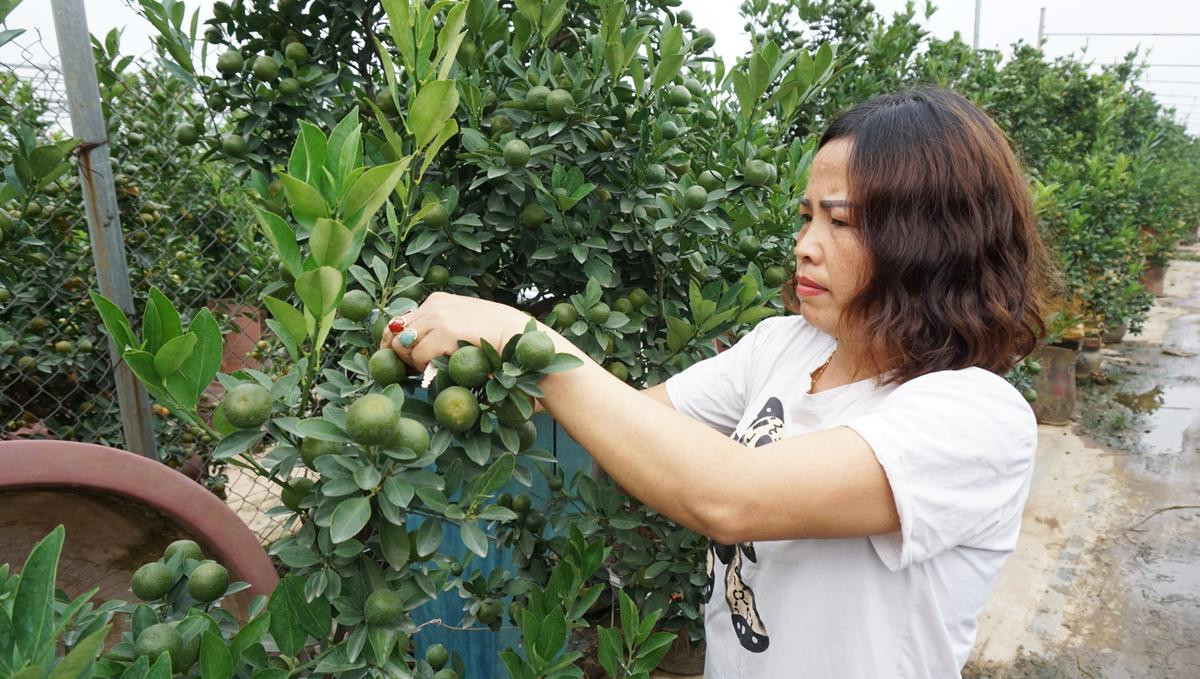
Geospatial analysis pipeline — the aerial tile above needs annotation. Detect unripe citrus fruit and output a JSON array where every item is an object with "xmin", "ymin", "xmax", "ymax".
[
  {"xmin": 743, "ymin": 159, "xmax": 771, "ymax": 186},
  {"xmin": 495, "ymin": 395, "xmax": 531, "ymax": 428},
  {"xmin": 684, "ymin": 185, "xmax": 708, "ymax": 209},
  {"xmin": 667, "ymin": 84, "xmax": 692, "ymax": 107},
  {"xmin": 548, "ymin": 475, "xmax": 564, "ymax": 491},
  {"xmin": 278, "ymin": 77, "xmax": 301, "ymax": 96},
  {"xmin": 660, "ymin": 120, "xmax": 680, "ymax": 139},
  {"xmin": 434, "ymin": 386, "xmax": 480, "ymax": 433},
  {"xmin": 525, "ymin": 85, "xmax": 551, "ymax": 110},
  {"xmin": 252, "ymin": 55, "xmax": 279, "ymax": 80},
  {"xmin": 423, "ymin": 202, "xmax": 449, "ymax": 229},
  {"xmin": 425, "ymin": 264, "xmax": 450, "ymax": 288},
  {"xmin": 684, "ymin": 77, "xmax": 703, "ymax": 97},
  {"xmin": 347, "ymin": 394, "xmax": 399, "ymax": 446},
  {"xmin": 396, "ymin": 417, "xmax": 430, "ymax": 455},
  {"xmin": 551, "ymin": 302, "xmax": 577, "ymax": 329},
  {"xmin": 371, "ymin": 315, "xmax": 390, "ymax": 345},
  {"xmin": 174, "ymin": 123, "xmax": 199, "ymax": 145},
  {"xmin": 301, "ymin": 438, "xmax": 339, "ymax": 469},
  {"xmin": 338, "ymin": 289, "xmax": 373, "ymax": 321},
  {"xmin": 280, "ymin": 477, "xmax": 314, "ymax": 510},
  {"xmin": 684, "ymin": 251, "xmax": 706, "ymax": 277},
  {"xmin": 223, "ymin": 383, "xmax": 271, "ymax": 429},
  {"xmin": 517, "ymin": 421, "xmax": 537, "ymax": 451},
  {"xmin": 678, "ymin": 9, "xmax": 694, "ymax": 25},
  {"xmin": 645, "ymin": 164, "xmax": 667, "ymax": 184},
  {"xmin": 164, "ymin": 539, "xmax": 202, "ymax": 562},
  {"xmin": 369, "ymin": 348, "xmax": 407, "ymax": 386},
  {"xmin": 54, "ymin": 340, "xmax": 74, "ymax": 354},
  {"xmin": 374, "ymin": 90, "xmax": 397, "ymax": 114},
  {"xmin": 738, "ymin": 234, "xmax": 762, "ymax": 257},
  {"xmin": 364, "ymin": 589, "xmax": 403, "ymax": 625},
  {"xmin": 606, "ymin": 362, "xmax": 629, "ymax": 381},
  {"xmin": 425, "ymin": 643, "xmax": 450, "ymax": 670},
  {"xmin": 135, "ymin": 623, "xmax": 183, "ymax": 667},
  {"xmin": 764, "ymin": 265, "xmax": 788, "ymax": 287},
  {"xmin": 221, "ymin": 133, "xmax": 247, "ymax": 158},
  {"xmin": 628, "ymin": 288, "xmax": 651, "ymax": 310},
  {"xmin": 511, "ymin": 493, "xmax": 532, "ymax": 513},
  {"xmin": 503, "ymin": 139, "xmax": 530, "ymax": 168},
  {"xmin": 698, "ymin": 170, "xmax": 723, "ymax": 191},
  {"xmin": 613, "ymin": 297, "xmax": 633, "ymax": 315},
  {"xmin": 477, "ymin": 599, "xmax": 501, "ymax": 623},
  {"xmin": 284, "ymin": 41, "xmax": 308, "ymax": 63},
  {"xmin": 188, "ymin": 560, "xmax": 230, "ymax": 602},
  {"xmin": 515, "ymin": 331, "xmax": 555, "ymax": 371},
  {"xmin": 131, "ymin": 562, "xmax": 173, "ymax": 600},
  {"xmin": 520, "ymin": 204, "xmax": 546, "ymax": 229},
  {"xmin": 587, "ymin": 303, "xmax": 611, "ymax": 324},
  {"xmin": 546, "ymin": 89, "xmax": 574, "ymax": 120},
  {"xmin": 694, "ymin": 28, "xmax": 716, "ymax": 51},
  {"xmin": 216, "ymin": 50, "xmax": 243, "ymax": 75},
  {"xmin": 490, "ymin": 113, "xmax": 513, "ymax": 133},
  {"xmin": 449, "ymin": 345, "xmax": 490, "ymax": 388}
]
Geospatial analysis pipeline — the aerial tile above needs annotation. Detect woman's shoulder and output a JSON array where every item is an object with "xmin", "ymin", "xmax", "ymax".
[{"xmin": 880, "ymin": 366, "xmax": 1036, "ymax": 432}]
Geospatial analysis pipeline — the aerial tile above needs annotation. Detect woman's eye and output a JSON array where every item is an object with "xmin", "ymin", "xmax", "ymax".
[
  {"xmin": 832, "ymin": 218, "xmax": 848, "ymax": 227},
  {"xmin": 798, "ymin": 213, "xmax": 813, "ymax": 223}
]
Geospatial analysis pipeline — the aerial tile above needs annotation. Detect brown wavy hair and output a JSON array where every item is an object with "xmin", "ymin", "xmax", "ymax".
[{"xmin": 809, "ymin": 87, "xmax": 1056, "ymax": 384}]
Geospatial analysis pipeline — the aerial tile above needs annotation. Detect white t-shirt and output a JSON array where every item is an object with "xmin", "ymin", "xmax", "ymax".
[{"xmin": 664, "ymin": 314, "xmax": 1037, "ymax": 679}]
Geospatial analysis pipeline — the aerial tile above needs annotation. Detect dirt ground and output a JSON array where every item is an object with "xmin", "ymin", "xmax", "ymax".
[{"xmin": 964, "ymin": 246, "xmax": 1200, "ymax": 679}]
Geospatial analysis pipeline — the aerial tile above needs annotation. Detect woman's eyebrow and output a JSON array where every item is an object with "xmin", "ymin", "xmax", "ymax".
[{"xmin": 798, "ymin": 197, "xmax": 849, "ymax": 208}]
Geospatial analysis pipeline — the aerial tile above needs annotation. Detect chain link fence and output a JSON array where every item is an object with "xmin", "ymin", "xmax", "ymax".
[{"xmin": 0, "ymin": 30, "xmax": 287, "ymax": 542}]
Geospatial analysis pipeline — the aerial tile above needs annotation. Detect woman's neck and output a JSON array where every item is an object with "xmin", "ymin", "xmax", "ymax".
[{"xmin": 810, "ymin": 337, "xmax": 876, "ymax": 393}]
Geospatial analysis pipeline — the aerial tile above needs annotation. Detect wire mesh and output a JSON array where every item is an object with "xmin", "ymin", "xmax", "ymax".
[{"xmin": 0, "ymin": 32, "xmax": 285, "ymax": 542}]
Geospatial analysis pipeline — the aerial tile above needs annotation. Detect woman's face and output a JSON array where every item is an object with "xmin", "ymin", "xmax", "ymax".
[{"xmin": 794, "ymin": 137, "xmax": 870, "ymax": 338}]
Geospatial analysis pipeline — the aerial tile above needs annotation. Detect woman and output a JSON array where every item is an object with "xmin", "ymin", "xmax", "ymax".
[{"xmin": 381, "ymin": 87, "xmax": 1054, "ymax": 678}]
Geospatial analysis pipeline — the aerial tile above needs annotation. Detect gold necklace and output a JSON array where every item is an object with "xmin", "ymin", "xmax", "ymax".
[{"xmin": 809, "ymin": 347, "xmax": 837, "ymax": 394}]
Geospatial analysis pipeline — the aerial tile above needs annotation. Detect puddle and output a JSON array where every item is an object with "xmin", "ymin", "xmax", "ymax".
[
  {"xmin": 1115, "ymin": 386, "xmax": 1165, "ymax": 414},
  {"xmin": 1136, "ymin": 384, "xmax": 1200, "ymax": 454}
]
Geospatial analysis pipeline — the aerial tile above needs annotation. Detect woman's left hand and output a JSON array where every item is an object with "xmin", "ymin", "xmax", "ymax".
[{"xmin": 379, "ymin": 292, "xmax": 533, "ymax": 373}]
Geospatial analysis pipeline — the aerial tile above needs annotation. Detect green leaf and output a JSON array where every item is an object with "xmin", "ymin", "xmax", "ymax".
[
  {"xmin": 13, "ymin": 525, "xmax": 63, "ymax": 660},
  {"xmin": 230, "ymin": 613, "xmax": 270, "ymax": 665},
  {"xmin": 736, "ymin": 306, "xmax": 778, "ymax": 325},
  {"xmin": 814, "ymin": 42, "xmax": 834, "ymax": 78},
  {"xmin": 414, "ymin": 519, "xmax": 442, "ymax": 558},
  {"xmin": 296, "ymin": 417, "xmax": 350, "ymax": 442},
  {"xmin": 89, "ymin": 291, "xmax": 137, "ymax": 354},
  {"xmin": 459, "ymin": 522, "xmax": 488, "ymax": 558},
  {"xmin": 309, "ymin": 218, "xmax": 354, "ymax": 268},
  {"xmin": 252, "ymin": 208, "xmax": 302, "ymax": 278},
  {"xmin": 200, "ymin": 630, "xmax": 233, "ymax": 679},
  {"xmin": 267, "ymin": 579, "xmax": 305, "ymax": 658},
  {"xmin": 665, "ymin": 316, "xmax": 694, "ymax": 352},
  {"xmin": 144, "ymin": 288, "xmax": 182, "ymax": 355},
  {"xmin": 262, "ymin": 296, "xmax": 308, "ymax": 351},
  {"xmin": 48, "ymin": 624, "xmax": 109, "ymax": 679},
  {"xmin": 279, "ymin": 173, "xmax": 329, "ymax": 227},
  {"xmin": 409, "ymin": 80, "xmax": 459, "ymax": 148},
  {"xmin": 288, "ymin": 121, "xmax": 328, "ymax": 186},
  {"xmin": 652, "ymin": 25, "xmax": 685, "ymax": 88},
  {"xmin": 295, "ymin": 266, "xmax": 344, "ymax": 318},
  {"xmin": 434, "ymin": 0, "xmax": 467, "ymax": 79},
  {"xmin": 152, "ymin": 332, "xmax": 196, "ymax": 377},
  {"xmin": 379, "ymin": 523, "xmax": 410, "ymax": 570},
  {"xmin": 211, "ymin": 429, "xmax": 265, "ymax": 460},
  {"xmin": 342, "ymin": 159, "xmax": 410, "ymax": 233},
  {"xmin": 184, "ymin": 308, "xmax": 223, "ymax": 401},
  {"xmin": 330, "ymin": 496, "xmax": 371, "ymax": 543},
  {"xmin": 324, "ymin": 109, "xmax": 362, "ymax": 182},
  {"xmin": 146, "ymin": 652, "xmax": 172, "ymax": 679}
]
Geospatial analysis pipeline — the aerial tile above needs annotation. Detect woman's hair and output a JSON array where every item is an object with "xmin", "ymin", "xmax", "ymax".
[{"xmin": 815, "ymin": 86, "xmax": 1056, "ymax": 384}]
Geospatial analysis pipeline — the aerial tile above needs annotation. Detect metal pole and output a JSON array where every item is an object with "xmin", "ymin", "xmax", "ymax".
[
  {"xmin": 1037, "ymin": 7, "xmax": 1046, "ymax": 47},
  {"xmin": 50, "ymin": 0, "xmax": 158, "ymax": 458},
  {"xmin": 973, "ymin": 0, "xmax": 982, "ymax": 49}
]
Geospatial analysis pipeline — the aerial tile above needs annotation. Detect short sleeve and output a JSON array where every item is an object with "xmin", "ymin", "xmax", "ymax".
[
  {"xmin": 664, "ymin": 317, "xmax": 783, "ymax": 435},
  {"xmin": 843, "ymin": 368, "xmax": 1037, "ymax": 571}
]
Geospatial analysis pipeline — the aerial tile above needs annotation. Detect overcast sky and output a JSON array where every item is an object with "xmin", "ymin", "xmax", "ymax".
[{"xmin": 5, "ymin": 0, "xmax": 1198, "ymax": 133}]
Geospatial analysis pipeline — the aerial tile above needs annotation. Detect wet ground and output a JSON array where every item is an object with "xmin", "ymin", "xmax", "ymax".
[{"xmin": 964, "ymin": 247, "xmax": 1200, "ymax": 678}]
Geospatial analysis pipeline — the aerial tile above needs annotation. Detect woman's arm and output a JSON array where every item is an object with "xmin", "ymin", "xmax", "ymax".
[{"xmin": 381, "ymin": 292, "xmax": 899, "ymax": 544}]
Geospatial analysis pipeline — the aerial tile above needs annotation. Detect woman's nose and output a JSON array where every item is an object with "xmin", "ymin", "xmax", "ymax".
[{"xmin": 794, "ymin": 222, "xmax": 821, "ymax": 263}]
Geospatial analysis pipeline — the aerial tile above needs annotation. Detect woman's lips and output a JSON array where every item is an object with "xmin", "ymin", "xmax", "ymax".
[{"xmin": 795, "ymin": 276, "xmax": 826, "ymax": 297}]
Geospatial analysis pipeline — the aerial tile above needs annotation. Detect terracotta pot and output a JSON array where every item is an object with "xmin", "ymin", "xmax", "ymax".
[
  {"xmin": 1140, "ymin": 265, "xmax": 1166, "ymax": 296},
  {"xmin": 657, "ymin": 634, "xmax": 706, "ymax": 675},
  {"xmin": 1074, "ymin": 338, "xmax": 1103, "ymax": 379},
  {"xmin": 0, "ymin": 440, "xmax": 277, "ymax": 644},
  {"xmin": 1102, "ymin": 323, "xmax": 1128, "ymax": 344},
  {"xmin": 1031, "ymin": 345, "xmax": 1076, "ymax": 425}
]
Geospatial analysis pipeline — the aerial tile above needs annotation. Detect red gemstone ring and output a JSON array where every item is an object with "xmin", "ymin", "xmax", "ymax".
[{"xmin": 388, "ymin": 315, "xmax": 407, "ymax": 333}]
